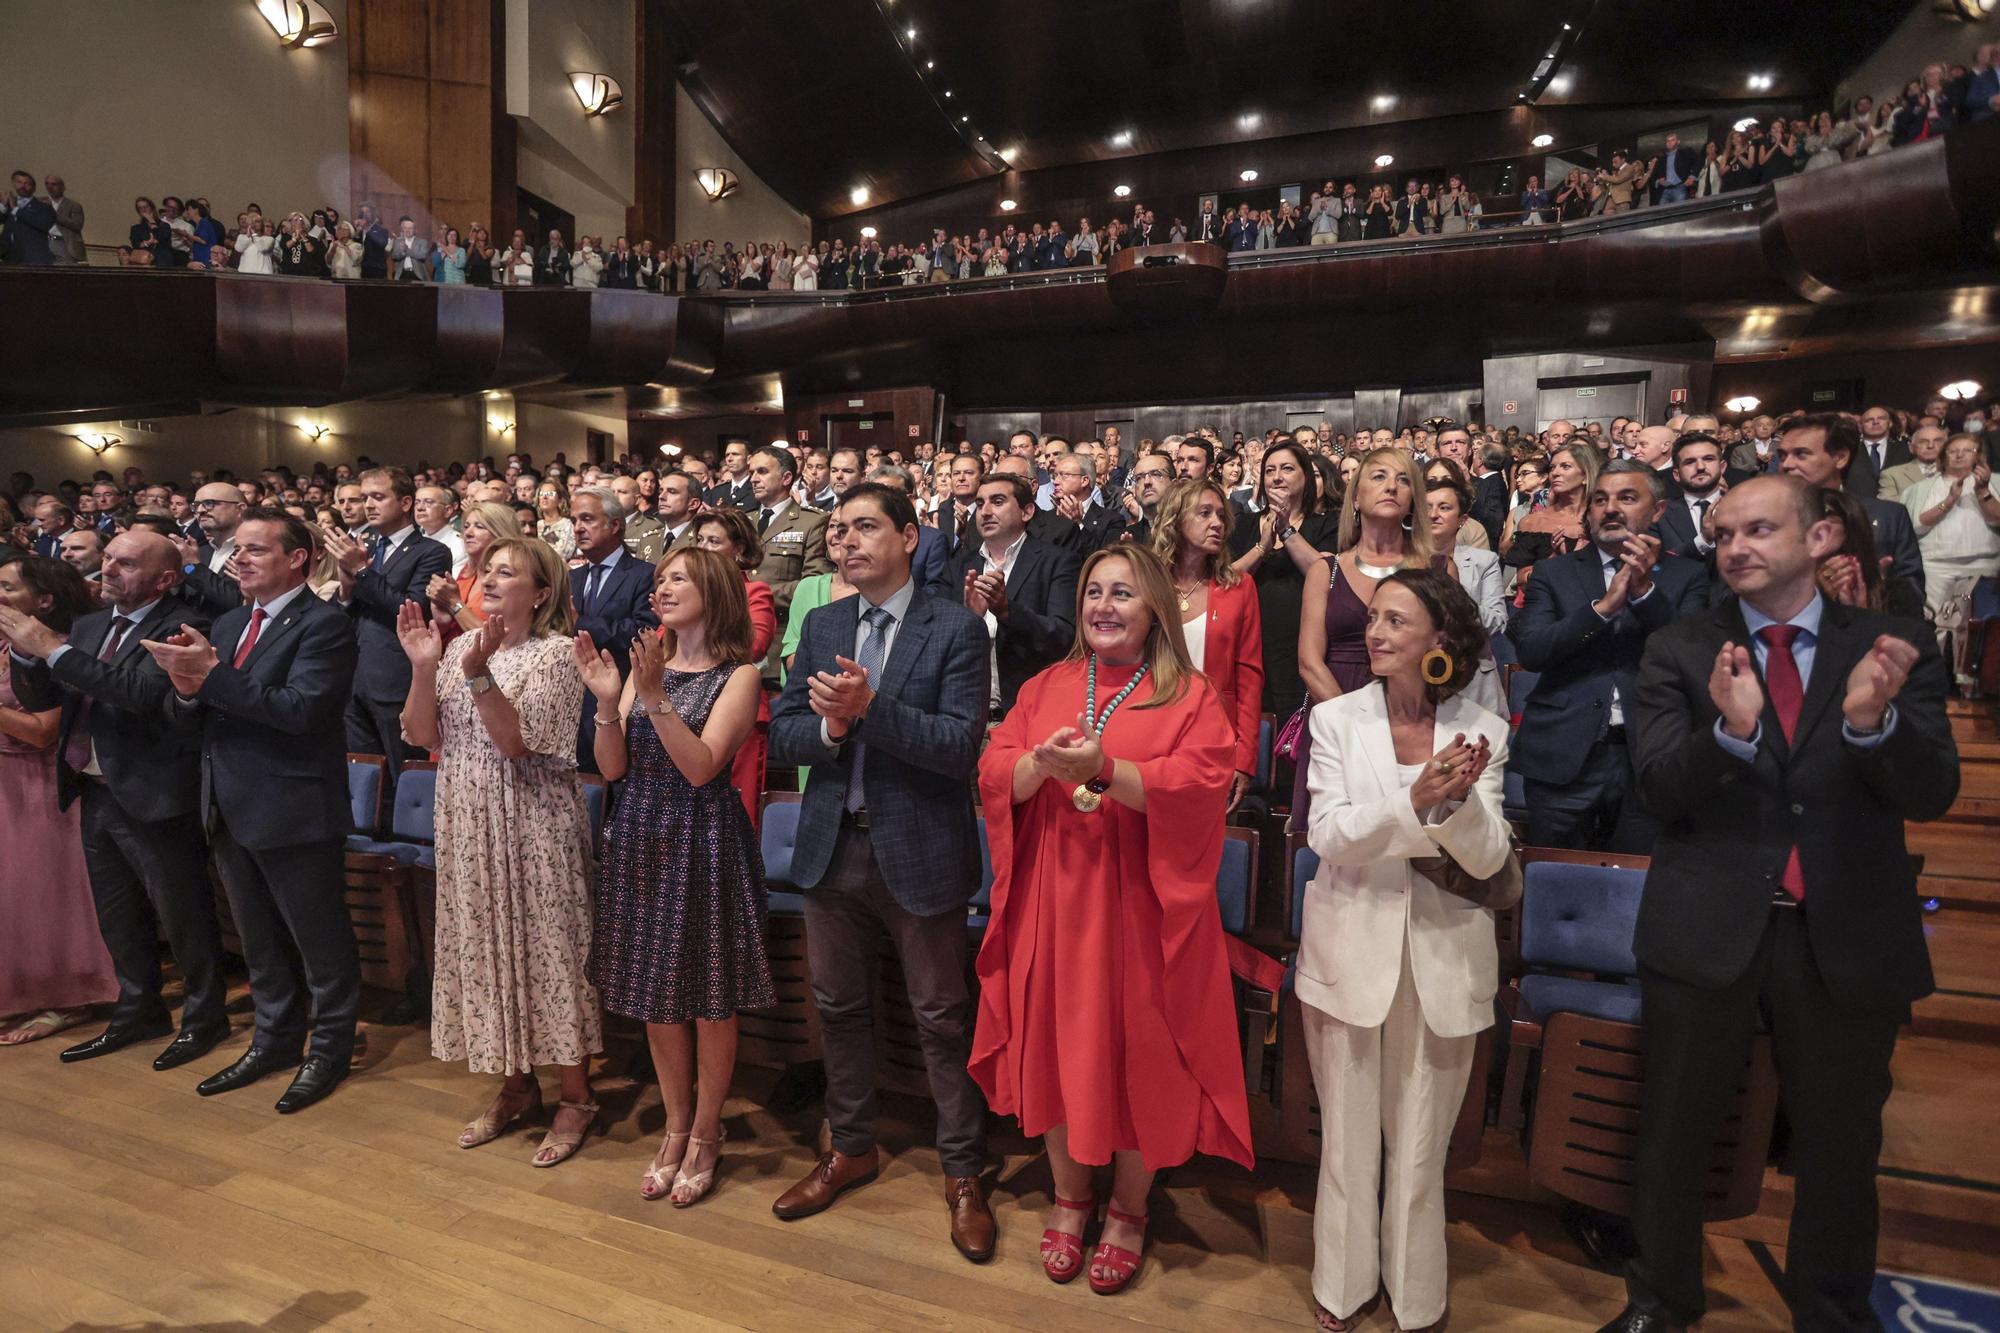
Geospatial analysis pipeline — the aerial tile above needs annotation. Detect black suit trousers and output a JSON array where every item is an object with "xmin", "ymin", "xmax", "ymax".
[
  {"xmin": 344, "ymin": 693, "xmax": 413, "ymax": 782},
  {"xmin": 209, "ymin": 817, "xmax": 360, "ymax": 1063},
  {"xmin": 1628, "ymin": 907, "xmax": 1899, "ymax": 1332},
  {"xmin": 1522, "ymin": 732, "xmax": 1655, "ymax": 855},
  {"xmin": 79, "ymin": 784, "xmax": 227, "ymax": 1032}
]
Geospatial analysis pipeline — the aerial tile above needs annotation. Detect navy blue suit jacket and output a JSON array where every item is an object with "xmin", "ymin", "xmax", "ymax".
[
  {"xmin": 770, "ymin": 587, "xmax": 987, "ymax": 915},
  {"xmin": 570, "ymin": 554, "xmax": 659, "ymax": 766},
  {"xmin": 347, "ymin": 531, "xmax": 454, "ymax": 703},
  {"xmin": 1509, "ymin": 546, "xmax": 1709, "ymax": 785},
  {"xmin": 182, "ymin": 591, "xmax": 358, "ymax": 850}
]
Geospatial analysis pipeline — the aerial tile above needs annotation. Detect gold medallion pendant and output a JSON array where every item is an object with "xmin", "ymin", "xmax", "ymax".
[{"xmin": 1072, "ymin": 784, "xmax": 1103, "ymax": 813}]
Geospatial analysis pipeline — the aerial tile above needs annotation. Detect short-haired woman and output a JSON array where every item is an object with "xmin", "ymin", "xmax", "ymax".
[
  {"xmin": 427, "ymin": 500, "xmax": 522, "ymax": 636},
  {"xmin": 397, "ymin": 537, "xmax": 602, "ymax": 1166},
  {"xmin": 579, "ymin": 548, "xmax": 777, "ymax": 1205},
  {"xmin": 1152, "ymin": 478, "xmax": 1264, "ymax": 809},
  {"xmin": 973, "ymin": 545, "xmax": 1252, "ymax": 1295},
  {"xmin": 690, "ymin": 509, "xmax": 778, "ymax": 828},
  {"xmin": 1424, "ymin": 471, "xmax": 1507, "ymax": 718},
  {"xmin": 1300, "ymin": 568, "xmax": 1510, "ymax": 1332},
  {"xmin": 0, "ymin": 555, "xmax": 117, "ymax": 1045}
]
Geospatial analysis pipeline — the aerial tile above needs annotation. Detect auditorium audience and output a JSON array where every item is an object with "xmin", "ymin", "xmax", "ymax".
[
  {"xmin": 397, "ymin": 538, "xmax": 603, "ymax": 1165},
  {"xmin": 581, "ymin": 548, "xmax": 775, "ymax": 1204},
  {"xmin": 0, "ymin": 554, "xmax": 118, "ymax": 1045},
  {"xmin": 1502, "ymin": 440, "xmax": 1599, "ymax": 598},
  {"xmin": 1773, "ymin": 413, "xmax": 1925, "ymax": 596},
  {"xmin": 1300, "ymin": 568, "xmax": 1509, "ymax": 1333}
]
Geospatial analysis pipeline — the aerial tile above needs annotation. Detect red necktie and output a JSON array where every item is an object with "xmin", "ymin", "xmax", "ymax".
[
  {"xmin": 232, "ymin": 607, "xmax": 267, "ymax": 669},
  {"xmin": 1758, "ymin": 624, "xmax": 1807, "ymax": 900}
]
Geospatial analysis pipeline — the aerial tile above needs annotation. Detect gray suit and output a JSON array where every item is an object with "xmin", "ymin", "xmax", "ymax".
[{"xmin": 50, "ymin": 196, "xmax": 86, "ymax": 263}]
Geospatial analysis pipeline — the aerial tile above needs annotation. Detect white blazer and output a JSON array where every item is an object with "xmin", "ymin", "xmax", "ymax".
[{"xmin": 1299, "ymin": 685, "xmax": 1511, "ymax": 1039}]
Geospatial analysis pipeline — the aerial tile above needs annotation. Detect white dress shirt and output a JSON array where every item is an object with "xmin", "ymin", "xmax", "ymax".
[{"xmin": 975, "ymin": 531, "xmax": 1028, "ymax": 710}]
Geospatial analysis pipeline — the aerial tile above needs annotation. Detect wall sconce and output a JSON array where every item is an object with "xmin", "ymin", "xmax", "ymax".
[
  {"xmin": 695, "ymin": 168, "xmax": 739, "ymax": 201},
  {"xmin": 255, "ymin": 0, "xmax": 339, "ymax": 48},
  {"xmin": 491, "ymin": 420, "xmax": 517, "ymax": 436},
  {"xmin": 1723, "ymin": 395, "xmax": 1762, "ymax": 414},
  {"xmin": 569, "ymin": 72, "xmax": 623, "ymax": 117},
  {"xmin": 658, "ymin": 442, "xmax": 683, "ymax": 458},
  {"xmin": 299, "ymin": 422, "xmax": 331, "ymax": 444},
  {"xmin": 77, "ymin": 433, "xmax": 121, "ymax": 456},
  {"xmin": 1940, "ymin": 379, "xmax": 1985, "ymax": 400},
  {"xmin": 1934, "ymin": 0, "xmax": 1996, "ymax": 22}
]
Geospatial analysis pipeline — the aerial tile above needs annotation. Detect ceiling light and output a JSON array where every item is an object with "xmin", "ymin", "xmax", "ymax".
[
  {"xmin": 999, "ymin": 145, "xmax": 1019, "ymax": 163},
  {"xmin": 1371, "ymin": 94, "xmax": 1397, "ymax": 112},
  {"xmin": 1374, "ymin": 153, "xmax": 1395, "ymax": 167},
  {"xmin": 1110, "ymin": 129, "xmax": 1134, "ymax": 148},
  {"xmin": 1734, "ymin": 116, "xmax": 1759, "ymax": 131},
  {"xmin": 1746, "ymin": 73, "xmax": 1773, "ymax": 91},
  {"xmin": 1113, "ymin": 184, "xmax": 1132, "ymax": 198},
  {"xmin": 860, "ymin": 226, "xmax": 877, "ymax": 239},
  {"xmin": 906, "ymin": 25, "xmax": 916, "ymax": 40},
  {"xmin": 925, "ymin": 59, "xmax": 934, "ymax": 69},
  {"xmin": 1723, "ymin": 395, "xmax": 1761, "ymax": 413},
  {"xmin": 850, "ymin": 185, "xmax": 870, "ymax": 206},
  {"xmin": 1548, "ymin": 73, "xmax": 1572, "ymax": 95},
  {"xmin": 255, "ymin": 0, "xmax": 338, "ymax": 48},
  {"xmin": 568, "ymin": 71, "xmax": 623, "ymax": 116},
  {"xmin": 1941, "ymin": 379, "xmax": 1985, "ymax": 400},
  {"xmin": 1562, "ymin": 20, "xmax": 1572, "ymax": 28},
  {"xmin": 694, "ymin": 167, "xmax": 739, "ymax": 201},
  {"xmin": 999, "ymin": 198, "xmax": 1017, "ymax": 211},
  {"xmin": 1531, "ymin": 133, "xmax": 1554, "ymax": 147},
  {"xmin": 959, "ymin": 114, "xmax": 968, "ymax": 122},
  {"xmin": 1239, "ymin": 169, "xmax": 1259, "ymax": 182},
  {"xmin": 943, "ymin": 89, "xmax": 952, "ymax": 98},
  {"xmin": 1238, "ymin": 111, "xmax": 1263, "ymax": 131},
  {"xmin": 76, "ymin": 432, "xmax": 122, "ymax": 455}
]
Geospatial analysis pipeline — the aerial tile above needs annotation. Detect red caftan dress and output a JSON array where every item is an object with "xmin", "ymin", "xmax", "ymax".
[{"xmin": 971, "ymin": 658, "xmax": 1254, "ymax": 1170}]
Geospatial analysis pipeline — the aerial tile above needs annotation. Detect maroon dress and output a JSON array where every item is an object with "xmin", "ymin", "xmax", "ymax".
[{"xmin": 1291, "ymin": 559, "xmax": 1376, "ymax": 815}]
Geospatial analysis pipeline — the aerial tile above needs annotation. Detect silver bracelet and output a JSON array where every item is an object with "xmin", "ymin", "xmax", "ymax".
[{"xmin": 629, "ymin": 699, "xmax": 649, "ymax": 717}]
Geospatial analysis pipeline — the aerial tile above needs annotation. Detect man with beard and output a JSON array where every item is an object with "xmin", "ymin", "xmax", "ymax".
[
  {"xmin": 1511, "ymin": 461, "xmax": 1708, "ymax": 853},
  {"xmin": 1656, "ymin": 433, "xmax": 1726, "ymax": 561},
  {"xmin": 1116, "ymin": 451, "xmax": 1175, "ymax": 548}
]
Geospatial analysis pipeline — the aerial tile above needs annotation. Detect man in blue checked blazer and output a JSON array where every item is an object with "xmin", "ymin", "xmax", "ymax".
[{"xmin": 767, "ymin": 482, "xmax": 998, "ymax": 1263}]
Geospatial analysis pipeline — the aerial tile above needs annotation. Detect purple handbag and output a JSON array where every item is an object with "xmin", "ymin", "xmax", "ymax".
[{"xmin": 1273, "ymin": 700, "xmax": 1309, "ymax": 763}]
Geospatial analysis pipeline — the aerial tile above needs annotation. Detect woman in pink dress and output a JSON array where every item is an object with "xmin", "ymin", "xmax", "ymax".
[{"xmin": 0, "ymin": 554, "xmax": 117, "ymax": 1045}]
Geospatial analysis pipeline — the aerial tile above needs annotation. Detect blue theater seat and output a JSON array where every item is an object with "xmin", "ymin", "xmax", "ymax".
[
  {"xmin": 1514, "ymin": 859, "xmax": 1647, "ymax": 1024},
  {"xmin": 346, "ymin": 763, "xmax": 437, "ymax": 865},
  {"xmin": 346, "ymin": 755, "xmax": 387, "ymax": 836}
]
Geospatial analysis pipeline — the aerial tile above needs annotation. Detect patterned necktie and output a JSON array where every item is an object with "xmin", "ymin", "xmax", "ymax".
[
  {"xmin": 844, "ymin": 606, "xmax": 892, "ymax": 813},
  {"xmin": 232, "ymin": 607, "xmax": 268, "ymax": 670},
  {"xmin": 98, "ymin": 617, "xmax": 132, "ymax": 662},
  {"xmin": 1758, "ymin": 623, "xmax": 1808, "ymax": 901}
]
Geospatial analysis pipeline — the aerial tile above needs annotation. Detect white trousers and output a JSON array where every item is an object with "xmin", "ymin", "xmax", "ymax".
[{"xmin": 1302, "ymin": 935, "xmax": 1477, "ymax": 1326}]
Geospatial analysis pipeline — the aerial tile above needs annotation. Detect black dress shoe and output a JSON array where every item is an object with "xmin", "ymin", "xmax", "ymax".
[
  {"xmin": 59, "ymin": 1019, "xmax": 174, "ymax": 1063},
  {"xmin": 152, "ymin": 1024, "xmax": 230, "ymax": 1072},
  {"xmin": 1562, "ymin": 1202, "xmax": 1640, "ymax": 1273},
  {"xmin": 1594, "ymin": 1304, "xmax": 1687, "ymax": 1333},
  {"xmin": 196, "ymin": 1047, "xmax": 298, "ymax": 1097},
  {"xmin": 275, "ymin": 1055, "xmax": 350, "ymax": 1114}
]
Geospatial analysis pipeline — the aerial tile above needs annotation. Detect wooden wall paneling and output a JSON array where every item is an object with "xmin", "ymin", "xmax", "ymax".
[
  {"xmin": 428, "ymin": 0, "xmax": 490, "ymax": 83},
  {"xmin": 629, "ymin": 0, "xmax": 676, "ymax": 245},
  {"xmin": 349, "ymin": 0, "xmax": 497, "ymax": 238},
  {"xmin": 428, "ymin": 83, "xmax": 492, "ymax": 224},
  {"xmin": 357, "ymin": 0, "xmax": 430, "ymax": 76}
]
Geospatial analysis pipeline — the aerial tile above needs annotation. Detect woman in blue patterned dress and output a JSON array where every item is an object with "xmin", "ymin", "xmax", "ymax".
[{"xmin": 576, "ymin": 547, "xmax": 777, "ymax": 1207}]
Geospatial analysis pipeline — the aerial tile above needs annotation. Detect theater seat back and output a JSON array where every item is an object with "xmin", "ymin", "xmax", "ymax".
[
  {"xmin": 761, "ymin": 797, "xmax": 802, "ymax": 887},
  {"xmin": 389, "ymin": 766, "xmax": 438, "ymax": 844},
  {"xmin": 346, "ymin": 757, "xmax": 386, "ymax": 835},
  {"xmin": 1290, "ymin": 844, "xmax": 1320, "ymax": 939},
  {"xmin": 1215, "ymin": 830, "xmax": 1254, "ymax": 935},
  {"xmin": 1518, "ymin": 861, "xmax": 1646, "ymax": 976}
]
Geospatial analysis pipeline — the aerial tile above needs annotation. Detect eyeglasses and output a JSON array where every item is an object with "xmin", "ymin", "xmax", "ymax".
[{"xmin": 193, "ymin": 498, "xmax": 242, "ymax": 510}]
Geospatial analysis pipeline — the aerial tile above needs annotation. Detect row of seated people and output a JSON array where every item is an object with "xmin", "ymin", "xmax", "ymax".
[{"xmin": 0, "ymin": 401, "xmax": 1962, "ymax": 1328}]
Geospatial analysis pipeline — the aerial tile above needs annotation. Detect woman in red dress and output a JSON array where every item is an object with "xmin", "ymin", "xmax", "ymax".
[
  {"xmin": 689, "ymin": 509, "xmax": 776, "ymax": 830},
  {"xmin": 973, "ymin": 544, "xmax": 1252, "ymax": 1296},
  {"xmin": 1151, "ymin": 478, "xmax": 1264, "ymax": 810}
]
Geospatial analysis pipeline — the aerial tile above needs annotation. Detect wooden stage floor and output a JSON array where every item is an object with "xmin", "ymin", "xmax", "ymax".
[{"xmin": 1, "ymin": 1013, "xmax": 1803, "ymax": 1332}]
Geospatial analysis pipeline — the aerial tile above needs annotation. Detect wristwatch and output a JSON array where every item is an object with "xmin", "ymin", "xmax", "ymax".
[
  {"xmin": 466, "ymin": 674, "xmax": 495, "ymax": 696},
  {"xmin": 1084, "ymin": 754, "xmax": 1116, "ymax": 796},
  {"xmin": 1276, "ymin": 524, "xmax": 1297, "ymax": 543}
]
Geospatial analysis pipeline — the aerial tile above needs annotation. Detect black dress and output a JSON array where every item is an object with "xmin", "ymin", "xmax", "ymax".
[
  {"xmin": 590, "ymin": 664, "xmax": 777, "ymax": 1024},
  {"xmin": 1363, "ymin": 201, "xmax": 1393, "ymax": 240},
  {"xmin": 1227, "ymin": 509, "xmax": 1342, "ymax": 719},
  {"xmin": 466, "ymin": 246, "xmax": 493, "ymax": 286}
]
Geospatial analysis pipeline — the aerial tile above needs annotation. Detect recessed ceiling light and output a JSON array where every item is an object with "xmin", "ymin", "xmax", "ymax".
[
  {"xmin": 860, "ymin": 226, "xmax": 877, "ymax": 239},
  {"xmin": 1111, "ymin": 129, "xmax": 1134, "ymax": 148},
  {"xmin": 925, "ymin": 59, "xmax": 934, "ymax": 69},
  {"xmin": 1371, "ymin": 94, "xmax": 1397, "ymax": 112},
  {"xmin": 1561, "ymin": 21, "xmax": 1572, "ymax": 28},
  {"xmin": 1238, "ymin": 111, "xmax": 1263, "ymax": 131},
  {"xmin": 1747, "ymin": 72, "xmax": 1773, "ymax": 91},
  {"xmin": 850, "ymin": 185, "xmax": 870, "ymax": 206},
  {"xmin": 943, "ymin": 89, "xmax": 952, "ymax": 98},
  {"xmin": 1239, "ymin": 169, "xmax": 1259, "ymax": 182},
  {"xmin": 1113, "ymin": 184, "xmax": 1132, "ymax": 198},
  {"xmin": 999, "ymin": 145, "xmax": 1019, "ymax": 162},
  {"xmin": 999, "ymin": 198, "xmax": 1016, "ymax": 211},
  {"xmin": 1374, "ymin": 153, "xmax": 1395, "ymax": 167},
  {"xmin": 1532, "ymin": 133, "xmax": 1554, "ymax": 147},
  {"xmin": 905, "ymin": 25, "xmax": 915, "ymax": 40},
  {"xmin": 959, "ymin": 115, "xmax": 968, "ymax": 122}
]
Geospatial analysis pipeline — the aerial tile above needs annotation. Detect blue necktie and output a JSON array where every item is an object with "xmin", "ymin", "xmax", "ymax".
[
  {"xmin": 844, "ymin": 606, "xmax": 892, "ymax": 813},
  {"xmin": 585, "ymin": 563, "xmax": 609, "ymax": 611},
  {"xmin": 369, "ymin": 534, "xmax": 388, "ymax": 568}
]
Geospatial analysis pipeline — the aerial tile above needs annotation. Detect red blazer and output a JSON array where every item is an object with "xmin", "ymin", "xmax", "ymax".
[{"xmin": 1200, "ymin": 576, "xmax": 1264, "ymax": 775}]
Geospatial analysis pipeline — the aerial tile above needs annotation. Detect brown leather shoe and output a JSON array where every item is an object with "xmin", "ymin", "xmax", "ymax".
[
  {"xmin": 945, "ymin": 1175, "xmax": 996, "ymax": 1262},
  {"xmin": 771, "ymin": 1148, "xmax": 880, "ymax": 1220}
]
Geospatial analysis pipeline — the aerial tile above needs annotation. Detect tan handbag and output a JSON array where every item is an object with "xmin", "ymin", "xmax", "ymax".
[{"xmin": 1408, "ymin": 847, "xmax": 1523, "ymax": 912}]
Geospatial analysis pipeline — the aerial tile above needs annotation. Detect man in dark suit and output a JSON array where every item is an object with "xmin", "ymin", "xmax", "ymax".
[
  {"xmin": 568, "ymin": 485, "xmax": 658, "ymax": 769},
  {"xmin": 1115, "ymin": 449, "xmax": 1175, "ymax": 547},
  {"xmin": 355, "ymin": 205, "xmax": 390, "ymax": 281},
  {"xmin": 1853, "ymin": 403, "xmax": 1911, "ymax": 487},
  {"xmin": 1511, "ymin": 461, "xmax": 1709, "ymax": 853},
  {"xmin": 935, "ymin": 452, "xmax": 985, "ymax": 555},
  {"xmin": 2, "ymin": 170, "xmax": 57, "ymax": 265},
  {"xmin": 767, "ymin": 483, "xmax": 997, "ymax": 1263},
  {"xmin": 1191, "ymin": 201, "xmax": 1220, "ymax": 244},
  {"xmin": 325, "ymin": 467, "xmax": 453, "ymax": 775},
  {"xmin": 1599, "ymin": 474, "xmax": 1958, "ymax": 1333},
  {"xmin": 706, "ymin": 439, "xmax": 757, "ymax": 510},
  {"xmin": 1644, "ymin": 131, "xmax": 1700, "ymax": 205},
  {"xmin": 866, "ymin": 465, "xmax": 951, "ymax": 596},
  {"xmin": 177, "ymin": 480, "xmax": 250, "ymax": 618},
  {"xmin": 1047, "ymin": 448, "xmax": 1126, "ymax": 555},
  {"xmin": 1774, "ymin": 413, "xmax": 1925, "ymax": 598},
  {"xmin": 1655, "ymin": 433, "xmax": 1726, "ymax": 562},
  {"xmin": 991, "ymin": 454, "xmax": 1080, "ymax": 550},
  {"xmin": 947, "ymin": 472, "xmax": 1079, "ymax": 715},
  {"xmin": 1630, "ymin": 426, "xmax": 1682, "ymax": 500},
  {"xmin": 2, "ymin": 531, "xmax": 229, "ymax": 1069},
  {"xmin": 534, "ymin": 229, "xmax": 570, "ymax": 286},
  {"xmin": 144, "ymin": 509, "xmax": 363, "ymax": 1114}
]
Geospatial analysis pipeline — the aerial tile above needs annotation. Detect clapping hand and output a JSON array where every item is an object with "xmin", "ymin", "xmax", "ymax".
[
  {"xmin": 970, "ymin": 570, "xmax": 1008, "ymax": 620},
  {"xmin": 963, "ymin": 567, "xmax": 990, "ymax": 618},
  {"xmin": 1054, "ymin": 492, "xmax": 1086, "ymax": 523},
  {"xmin": 1975, "ymin": 460, "xmax": 1993, "ymax": 492},
  {"xmin": 322, "ymin": 525, "xmax": 369, "ymax": 576},
  {"xmin": 427, "ymin": 573, "xmax": 461, "ymax": 617},
  {"xmin": 1817, "ymin": 552, "xmax": 1866, "ymax": 607},
  {"xmin": 461, "ymin": 611, "xmax": 504, "ymax": 677},
  {"xmin": 809, "ymin": 653, "xmax": 876, "ymax": 737},
  {"xmin": 141, "ymin": 625, "xmax": 220, "ymax": 697},
  {"xmin": 1409, "ymin": 733, "xmax": 1485, "ymax": 809},
  {"xmin": 629, "ymin": 629, "xmax": 668, "ymax": 715},
  {"xmin": 1034, "ymin": 714, "xmax": 1105, "ymax": 786},
  {"xmin": 171, "ymin": 533, "xmax": 200, "ymax": 567},
  {"xmin": 1709, "ymin": 641, "xmax": 1766, "ymax": 741},
  {"xmin": 0, "ymin": 604, "xmax": 63, "ymax": 659},
  {"xmin": 395, "ymin": 599, "xmax": 442, "ymax": 669},
  {"xmin": 1843, "ymin": 634, "xmax": 1919, "ymax": 732},
  {"xmin": 572, "ymin": 631, "xmax": 624, "ymax": 708}
]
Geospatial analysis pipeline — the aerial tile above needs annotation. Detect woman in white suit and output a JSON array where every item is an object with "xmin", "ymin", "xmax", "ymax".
[
  {"xmin": 1425, "ymin": 471, "xmax": 1508, "ymax": 719},
  {"xmin": 1300, "ymin": 567, "xmax": 1511, "ymax": 1333}
]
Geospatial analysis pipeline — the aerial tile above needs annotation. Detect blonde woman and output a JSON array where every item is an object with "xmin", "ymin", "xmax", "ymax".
[
  {"xmin": 327, "ymin": 222, "xmax": 364, "ymax": 280},
  {"xmin": 536, "ymin": 483, "xmax": 576, "ymax": 560},
  {"xmin": 428, "ymin": 500, "xmax": 523, "ymax": 635}
]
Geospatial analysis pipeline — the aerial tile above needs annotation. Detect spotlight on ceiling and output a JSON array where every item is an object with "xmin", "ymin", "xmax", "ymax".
[
  {"xmin": 694, "ymin": 168, "xmax": 739, "ymax": 201},
  {"xmin": 1238, "ymin": 111, "xmax": 1263, "ymax": 131},
  {"xmin": 568, "ymin": 71, "xmax": 623, "ymax": 116},
  {"xmin": 1370, "ymin": 94, "xmax": 1397, "ymax": 112},
  {"xmin": 1746, "ymin": 72, "xmax": 1774, "ymax": 91},
  {"xmin": 1373, "ymin": 153, "xmax": 1395, "ymax": 168},
  {"xmin": 255, "ymin": 0, "xmax": 338, "ymax": 48},
  {"xmin": 906, "ymin": 25, "xmax": 916, "ymax": 40},
  {"xmin": 1723, "ymin": 395, "xmax": 1762, "ymax": 414},
  {"xmin": 1113, "ymin": 184, "xmax": 1132, "ymax": 198},
  {"xmin": 1733, "ymin": 115, "xmax": 1760, "ymax": 131},
  {"xmin": 943, "ymin": 89, "xmax": 953, "ymax": 98},
  {"xmin": 925, "ymin": 59, "xmax": 934, "ymax": 69},
  {"xmin": 959, "ymin": 114, "xmax": 968, "ymax": 122},
  {"xmin": 1531, "ymin": 133, "xmax": 1554, "ymax": 148},
  {"xmin": 1110, "ymin": 129, "xmax": 1134, "ymax": 148},
  {"xmin": 999, "ymin": 145, "xmax": 1019, "ymax": 163},
  {"xmin": 860, "ymin": 226, "xmax": 878, "ymax": 239},
  {"xmin": 850, "ymin": 185, "xmax": 871, "ymax": 206},
  {"xmin": 1239, "ymin": 169, "xmax": 1259, "ymax": 182},
  {"xmin": 999, "ymin": 198, "xmax": 1017, "ymax": 211},
  {"xmin": 1941, "ymin": 378, "xmax": 1985, "ymax": 400}
]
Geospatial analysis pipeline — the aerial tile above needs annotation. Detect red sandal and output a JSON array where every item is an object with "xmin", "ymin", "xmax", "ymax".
[
  {"xmin": 1039, "ymin": 1194, "xmax": 1095, "ymax": 1284},
  {"xmin": 1088, "ymin": 1204, "xmax": 1149, "ymax": 1295}
]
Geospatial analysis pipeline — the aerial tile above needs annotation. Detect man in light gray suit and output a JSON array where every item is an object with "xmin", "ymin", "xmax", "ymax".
[
  {"xmin": 45, "ymin": 175, "xmax": 86, "ymax": 263},
  {"xmin": 386, "ymin": 216, "xmax": 431, "ymax": 282}
]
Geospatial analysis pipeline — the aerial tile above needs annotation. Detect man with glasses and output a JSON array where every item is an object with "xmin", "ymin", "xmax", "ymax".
[
  {"xmin": 179, "ymin": 483, "xmax": 248, "ymax": 617},
  {"xmin": 1117, "ymin": 451, "xmax": 1175, "ymax": 547},
  {"xmin": 1047, "ymin": 448, "xmax": 1125, "ymax": 554}
]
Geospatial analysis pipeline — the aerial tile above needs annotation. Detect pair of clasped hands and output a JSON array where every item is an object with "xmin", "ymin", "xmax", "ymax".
[
  {"xmin": 1028, "ymin": 714, "xmax": 1111, "ymax": 788},
  {"xmin": 1410, "ymin": 733, "xmax": 1493, "ymax": 812}
]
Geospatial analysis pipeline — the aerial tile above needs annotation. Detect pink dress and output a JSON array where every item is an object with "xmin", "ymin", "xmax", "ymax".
[{"xmin": 0, "ymin": 675, "xmax": 116, "ymax": 1014}]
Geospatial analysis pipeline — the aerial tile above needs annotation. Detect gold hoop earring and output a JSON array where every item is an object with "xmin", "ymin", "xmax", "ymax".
[{"xmin": 1420, "ymin": 648, "xmax": 1454, "ymax": 686}]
